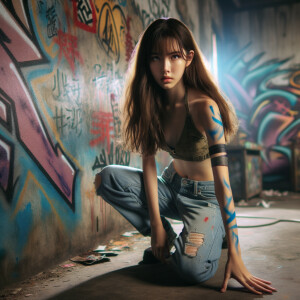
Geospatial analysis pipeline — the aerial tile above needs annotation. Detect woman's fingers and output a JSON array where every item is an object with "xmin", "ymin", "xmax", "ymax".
[
  {"xmin": 248, "ymin": 279, "xmax": 274, "ymax": 294},
  {"xmin": 251, "ymin": 277, "xmax": 277, "ymax": 292},
  {"xmin": 252, "ymin": 275, "xmax": 272, "ymax": 285},
  {"xmin": 242, "ymin": 281, "xmax": 262, "ymax": 295},
  {"xmin": 220, "ymin": 272, "xmax": 230, "ymax": 293},
  {"xmin": 153, "ymin": 247, "xmax": 167, "ymax": 263}
]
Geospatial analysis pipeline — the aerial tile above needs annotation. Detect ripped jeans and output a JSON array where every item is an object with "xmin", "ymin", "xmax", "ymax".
[{"xmin": 96, "ymin": 161, "xmax": 225, "ymax": 283}]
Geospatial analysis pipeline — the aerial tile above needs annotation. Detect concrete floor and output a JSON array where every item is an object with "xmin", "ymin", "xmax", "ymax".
[{"xmin": 1, "ymin": 192, "xmax": 300, "ymax": 300}]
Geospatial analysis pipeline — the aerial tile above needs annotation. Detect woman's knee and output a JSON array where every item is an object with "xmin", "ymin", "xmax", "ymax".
[
  {"xmin": 94, "ymin": 165, "xmax": 115, "ymax": 193},
  {"xmin": 94, "ymin": 173, "xmax": 102, "ymax": 191},
  {"xmin": 176, "ymin": 257, "xmax": 219, "ymax": 284}
]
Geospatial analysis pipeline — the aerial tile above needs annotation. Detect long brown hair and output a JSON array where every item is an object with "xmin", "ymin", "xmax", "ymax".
[{"xmin": 121, "ymin": 18, "xmax": 238, "ymax": 156}]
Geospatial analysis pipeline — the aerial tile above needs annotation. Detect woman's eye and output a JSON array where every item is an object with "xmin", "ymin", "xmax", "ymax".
[
  {"xmin": 150, "ymin": 56, "xmax": 159, "ymax": 61},
  {"xmin": 172, "ymin": 54, "xmax": 181, "ymax": 59}
]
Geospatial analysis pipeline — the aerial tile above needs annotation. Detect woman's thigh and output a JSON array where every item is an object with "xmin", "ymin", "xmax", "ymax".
[{"xmin": 96, "ymin": 165, "xmax": 179, "ymax": 219}]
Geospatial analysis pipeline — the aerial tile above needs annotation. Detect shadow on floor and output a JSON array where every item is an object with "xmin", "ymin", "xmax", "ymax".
[{"xmin": 47, "ymin": 258, "xmax": 259, "ymax": 300}]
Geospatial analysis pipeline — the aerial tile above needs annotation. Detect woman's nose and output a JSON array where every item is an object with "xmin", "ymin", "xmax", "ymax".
[{"xmin": 163, "ymin": 58, "xmax": 171, "ymax": 72}]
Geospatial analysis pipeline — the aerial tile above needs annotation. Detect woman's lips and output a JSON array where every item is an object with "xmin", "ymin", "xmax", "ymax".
[{"xmin": 161, "ymin": 77, "xmax": 172, "ymax": 83}]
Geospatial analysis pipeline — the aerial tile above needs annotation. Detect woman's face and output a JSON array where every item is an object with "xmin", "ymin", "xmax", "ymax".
[{"xmin": 149, "ymin": 38, "xmax": 193, "ymax": 90}]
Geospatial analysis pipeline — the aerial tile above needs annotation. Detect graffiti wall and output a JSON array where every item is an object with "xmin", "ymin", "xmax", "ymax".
[
  {"xmin": 0, "ymin": 0, "xmax": 209, "ymax": 286},
  {"xmin": 220, "ymin": 3, "xmax": 300, "ymax": 188}
]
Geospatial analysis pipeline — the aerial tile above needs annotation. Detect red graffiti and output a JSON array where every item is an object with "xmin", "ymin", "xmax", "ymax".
[
  {"xmin": 90, "ymin": 111, "xmax": 114, "ymax": 150},
  {"xmin": 53, "ymin": 29, "xmax": 83, "ymax": 75},
  {"xmin": 125, "ymin": 17, "xmax": 134, "ymax": 62},
  {"xmin": 274, "ymin": 100, "xmax": 291, "ymax": 116},
  {"xmin": 204, "ymin": 217, "xmax": 209, "ymax": 222},
  {"xmin": 72, "ymin": 0, "xmax": 96, "ymax": 33}
]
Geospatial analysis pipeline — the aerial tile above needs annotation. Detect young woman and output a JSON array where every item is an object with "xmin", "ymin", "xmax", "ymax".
[{"xmin": 95, "ymin": 18, "xmax": 276, "ymax": 295}]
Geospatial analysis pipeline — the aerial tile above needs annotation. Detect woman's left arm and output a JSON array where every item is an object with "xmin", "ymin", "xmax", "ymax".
[{"xmin": 198, "ymin": 99, "xmax": 277, "ymax": 295}]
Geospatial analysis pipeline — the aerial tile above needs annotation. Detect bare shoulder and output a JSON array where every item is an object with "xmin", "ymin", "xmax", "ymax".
[{"xmin": 188, "ymin": 90, "xmax": 218, "ymax": 120}]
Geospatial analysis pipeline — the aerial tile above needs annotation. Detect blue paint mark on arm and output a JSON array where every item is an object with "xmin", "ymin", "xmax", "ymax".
[
  {"xmin": 224, "ymin": 208, "xmax": 236, "ymax": 224},
  {"xmin": 208, "ymin": 129, "xmax": 218, "ymax": 140},
  {"xmin": 223, "ymin": 178, "xmax": 231, "ymax": 190},
  {"xmin": 225, "ymin": 195, "xmax": 233, "ymax": 210},
  {"xmin": 212, "ymin": 116, "xmax": 223, "ymax": 126},
  {"xmin": 231, "ymin": 230, "xmax": 239, "ymax": 253},
  {"xmin": 209, "ymin": 105, "xmax": 215, "ymax": 115},
  {"xmin": 209, "ymin": 111, "xmax": 224, "ymax": 141},
  {"xmin": 223, "ymin": 177, "xmax": 239, "ymax": 253}
]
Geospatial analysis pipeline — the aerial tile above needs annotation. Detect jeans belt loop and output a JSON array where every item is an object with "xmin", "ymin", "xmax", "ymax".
[{"xmin": 194, "ymin": 182, "xmax": 198, "ymax": 196}]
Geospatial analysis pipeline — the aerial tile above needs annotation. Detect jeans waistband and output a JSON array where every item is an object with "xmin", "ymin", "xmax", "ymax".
[{"xmin": 161, "ymin": 161, "xmax": 216, "ymax": 196}]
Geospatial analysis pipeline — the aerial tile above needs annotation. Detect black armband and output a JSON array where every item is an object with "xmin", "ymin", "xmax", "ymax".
[
  {"xmin": 211, "ymin": 155, "xmax": 228, "ymax": 167},
  {"xmin": 209, "ymin": 144, "xmax": 227, "ymax": 156}
]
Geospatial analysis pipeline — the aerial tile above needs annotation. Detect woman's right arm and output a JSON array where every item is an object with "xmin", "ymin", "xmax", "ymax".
[{"xmin": 142, "ymin": 154, "xmax": 169, "ymax": 262}]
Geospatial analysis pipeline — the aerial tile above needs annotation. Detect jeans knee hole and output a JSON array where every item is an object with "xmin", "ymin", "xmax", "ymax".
[{"xmin": 184, "ymin": 232, "xmax": 205, "ymax": 257}]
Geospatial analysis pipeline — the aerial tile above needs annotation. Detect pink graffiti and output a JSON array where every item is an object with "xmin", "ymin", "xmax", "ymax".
[{"xmin": 0, "ymin": 4, "xmax": 76, "ymax": 206}]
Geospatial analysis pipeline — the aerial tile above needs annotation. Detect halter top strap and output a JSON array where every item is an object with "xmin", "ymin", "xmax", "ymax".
[{"xmin": 183, "ymin": 87, "xmax": 190, "ymax": 115}]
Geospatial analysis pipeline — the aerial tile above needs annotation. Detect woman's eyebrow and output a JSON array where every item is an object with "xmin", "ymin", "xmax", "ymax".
[{"xmin": 150, "ymin": 51, "xmax": 181, "ymax": 55}]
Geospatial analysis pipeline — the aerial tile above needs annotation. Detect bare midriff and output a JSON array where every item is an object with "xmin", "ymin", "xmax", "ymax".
[{"xmin": 173, "ymin": 158, "xmax": 214, "ymax": 181}]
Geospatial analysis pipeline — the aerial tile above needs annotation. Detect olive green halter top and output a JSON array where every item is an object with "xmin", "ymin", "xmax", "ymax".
[{"xmin": 161, "ymin": 90, "xmax": 210, "ymax": 161}]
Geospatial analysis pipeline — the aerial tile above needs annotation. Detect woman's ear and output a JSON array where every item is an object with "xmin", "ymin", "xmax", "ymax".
[{"xmin": 186, "ymin": 50, "xmax": 194, "ymax": 67}]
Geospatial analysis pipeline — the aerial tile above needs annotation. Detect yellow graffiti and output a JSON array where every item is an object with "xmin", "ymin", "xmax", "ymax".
[
  {"xmin": 94, "ymin": 0, "xmax": 126, "ymax": 63},
  {"xmin": 290, "ymin": 70, "xmax": 300, "ymax": 88},
  {"xmin": 250, "ymin": 100, "xmax": 270, "ymax": 124},
  {"xmin": 12, "ymin": 170, "xmax": 65, "ymax": 232}
]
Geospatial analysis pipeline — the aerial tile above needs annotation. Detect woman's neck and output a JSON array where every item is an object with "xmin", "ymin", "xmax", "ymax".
[{"xmin": 164, "ymin": 82, "xmax": 186, "ymax": 105}]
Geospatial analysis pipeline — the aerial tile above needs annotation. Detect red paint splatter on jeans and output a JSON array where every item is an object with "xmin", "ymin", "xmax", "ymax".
[
  {"xmin": 211, "ymin": 225, "xmax": 214, "ymax": 230},
  {"xmin": 204, "ymin": 217, "xmax": 209, "ymax": 222}
]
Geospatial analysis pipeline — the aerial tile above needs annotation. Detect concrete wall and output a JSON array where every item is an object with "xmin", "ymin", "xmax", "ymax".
[
  {"xmin": 0, "ymin": 0, "xmax": 222, "ymax": 286},
  {"xmin": 220, "ymin": 3, "xmax": 300, "ymax": 188}
]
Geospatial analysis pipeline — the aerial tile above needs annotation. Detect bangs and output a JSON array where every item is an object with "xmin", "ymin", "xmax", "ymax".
[{"xmin": 147, "ymin": 34, "xmax": 186, "ymax": 59}]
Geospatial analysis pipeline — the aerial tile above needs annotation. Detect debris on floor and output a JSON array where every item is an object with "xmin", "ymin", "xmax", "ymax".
[
  {"xmin": 256, "ymin": 199, "xmax": 275, "ymax": 208},
  {"xmin": 261, "ymin": 189, "xmax": 289, "ymax": 197},
  {"xmin": 94, "ymin": 245, "xmax": 106, "ymax": 251},
  {"xmin": 70, "ymin": 254, "xmax": 110, "ymax": 265},
  {"xmin": 0, "ymin": 231, "xmax": 151, "ymax": 299},
  {"xmin": 60, "ymin": 263, "xmax": 76, "ymax": 268},
  {"xmin": 92, "ymin": 251, "xmax": 119, "ymax": 256},
  {"xmin": 10, "ymin": 287, "xmax": 22, "ymax": 295},
  {"xmin": 121, "ymin": 230, "xmax": 139, "ymax": 237},
  {"xmin": 109, "ymin": 240, "xmax": 130, "ymax": 251},
  {"xmin": 237, "ymin": 199, "xmax": 248, "ymax": 206}
]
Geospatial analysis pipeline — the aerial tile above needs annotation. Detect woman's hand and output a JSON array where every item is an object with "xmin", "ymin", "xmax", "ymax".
[
  {"xmin": 221, "ymin": 254, "xmax": 277, "ymax": 295},
  {"xmin": 151, "ymin": 223, "xmax": 169, "ymax": 263}
]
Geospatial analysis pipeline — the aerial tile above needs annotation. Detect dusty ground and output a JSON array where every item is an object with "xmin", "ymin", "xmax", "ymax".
[
  {"xmin": 0, "ymin": 232, "xmax": 152, "ymax": 300},
  {"xmin": 1, "ymin": 190, "xmax": 299, "ymax": 300}
]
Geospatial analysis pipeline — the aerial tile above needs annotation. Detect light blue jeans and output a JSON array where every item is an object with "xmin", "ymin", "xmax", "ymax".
[{"xmin": 96, "ymin": 161, "xmax": 225, "ymax": 283}]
